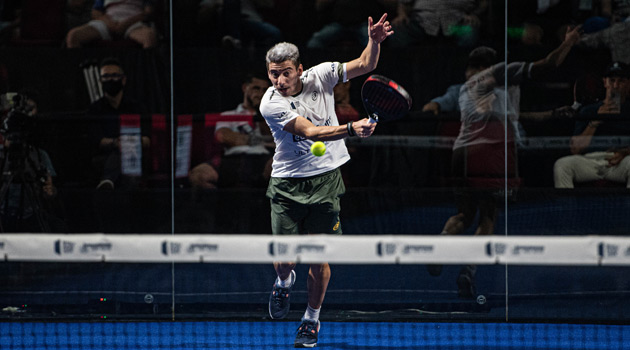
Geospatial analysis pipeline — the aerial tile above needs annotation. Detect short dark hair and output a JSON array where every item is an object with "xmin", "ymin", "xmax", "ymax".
[
  {"xmin": 467, "ymin": 46, "xmax": 497, "ymax": 69},
  {"xmin": 99, "ymin": 57, "xmax": 125, "ymax": 74}
]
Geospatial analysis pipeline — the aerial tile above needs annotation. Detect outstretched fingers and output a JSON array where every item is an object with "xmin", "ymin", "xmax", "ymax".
[{"xmin": 369, "ymin": 13, "xmax": 394, "ymax": 43}]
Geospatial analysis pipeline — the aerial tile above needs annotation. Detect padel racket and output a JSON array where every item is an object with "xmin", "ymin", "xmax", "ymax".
[{"xmin": 361, "ymin": 74, "xmax": 412, "ymax": 123}]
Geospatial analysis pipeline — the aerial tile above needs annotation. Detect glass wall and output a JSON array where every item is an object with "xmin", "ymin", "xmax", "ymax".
[{"xmin": 0, "ymin": 0, "xmax": 628, "ymax": 323}]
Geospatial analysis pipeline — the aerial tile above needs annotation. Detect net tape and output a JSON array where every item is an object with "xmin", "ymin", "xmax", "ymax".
[{"xmin": 1, "ymin": 234, "xmax": 629, "ymax": 266}]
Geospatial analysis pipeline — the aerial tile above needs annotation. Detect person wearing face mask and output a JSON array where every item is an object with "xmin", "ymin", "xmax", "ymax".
[{"xmin": 87, "ymin": 57, "xmax": 147, "ymax": 191}]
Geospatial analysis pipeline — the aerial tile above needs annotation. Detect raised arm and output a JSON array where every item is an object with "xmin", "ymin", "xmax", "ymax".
[
  {"xmin": 530, "ymin": 25, "xmax": 581, "ymax": 79},
  {"xmin": 345, "ymin": 13, "xmax": 394, "ymax": 80}
]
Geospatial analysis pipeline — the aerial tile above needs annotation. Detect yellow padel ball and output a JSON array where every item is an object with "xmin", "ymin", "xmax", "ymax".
[{"xmin": 310, "ymin": 141, "xmax": 326, "ymax": 157}]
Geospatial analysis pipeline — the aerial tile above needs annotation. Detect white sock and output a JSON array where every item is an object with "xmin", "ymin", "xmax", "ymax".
[
  {"xmin": 276, "ymin": 272, "xmax": 294, "ymax": 288},
  {"xmin": 303, "ymin": 304, "xmax": 320, "ymax": 322}
]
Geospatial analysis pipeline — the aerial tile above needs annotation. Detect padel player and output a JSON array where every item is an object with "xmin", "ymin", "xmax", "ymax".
[{"xmin": 259, "ymin": 14, "xmax": 393, "ymax": 348}]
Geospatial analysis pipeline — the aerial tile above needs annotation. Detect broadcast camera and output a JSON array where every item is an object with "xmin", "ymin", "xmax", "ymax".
[{"xmin": 0, "ymin": 92, "xmax": 37, "ymax": 142}]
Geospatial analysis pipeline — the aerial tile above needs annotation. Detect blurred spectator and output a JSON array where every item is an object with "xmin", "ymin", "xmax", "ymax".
[
  {"xmin": 554, "ymin": 61, "xmax": 630, "ymax": 188},
  {"xmin": 66, "ymin": 0, "xmax": 95, "ymax": 34},
  {"xmin": 579, "ymin": 21, "xmax": 630, "ymax": 64},
  {"xmin": 334, "ymin": 80, "xmax": 360, "ymax": 124},
  {"xmin": 389, "ymin": 0, "xmax": 488, "ymax": 48},
  {"xmin": 0, "ymin": 0, "xmax": 20, "ymax": 45},
  {"xmin": 189, "ymin": 72, "xmax": 272, "ymax": 189},
  {"xmin": 601, "ymin": 0, "xmax": 630, "ymax": 23},
  {"xmin": 519, "ymin": 72, "xmax": 606, "ymax": 121},
  {"xmin": 212, "ymin": 0, "xmax": 283, "ymax": 50},
  {"xmin": 0, "ymin": 89, "xmax": 65, "ymax": 232},
  {"xmin": 521, "ymin": 22, "xmax": 545, "ymax": 46},
  {"xmin": 306, "ymin": 0, "xmax": 396, "ymax": 49},
  {"xmin": 188, "ymin": 162, "xmax": 219, "ymax": 190},
  {"xmin": 66, "ymin": 0, "xmax": 158, "ymax": 49},
  {"xmin": 87, "ymin": 57, "xmax": 148, "ymax": 190}
]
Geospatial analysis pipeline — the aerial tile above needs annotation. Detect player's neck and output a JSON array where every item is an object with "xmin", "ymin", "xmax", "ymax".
[{"xmin": 291, "ymin": 80, "xmax": 303, "ymax": 97}]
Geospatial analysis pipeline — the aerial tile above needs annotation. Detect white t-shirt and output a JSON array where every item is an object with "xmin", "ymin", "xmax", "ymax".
[
  {"xmin": 260, "ymin": 62, "xmax": 350, "ymax": 178},
  {"xmin": 454, "ymin": 61, "xmax": 532, "ymax": 150}
]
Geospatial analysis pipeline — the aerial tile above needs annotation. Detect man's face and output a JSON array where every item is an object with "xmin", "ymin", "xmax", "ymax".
[
  {"xmin": 244, "ymin": 77, "xmax": 269, "ymax": 109},
  {"xmin": 100, "ymin": 64, "xmax": 125, "ymax": 84},
  {"xmin": 604, "ymin": 76, "xmax": 629, "ymax": 96},
  {"xmin": 267, "ymin": 60, "xmax": 303, "ymax": 97}
]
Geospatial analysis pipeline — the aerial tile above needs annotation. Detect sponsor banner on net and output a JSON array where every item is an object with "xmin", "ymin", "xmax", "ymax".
[
  {"xmin": 160, "ymin": 235, "xmax": 272, "ymax": 263},
  {"xmin": 392, "ymin": 236, "xmax": 493, "ymax": 264},
  {"xmin": 598, "ymin": 238, "xmax": 630, "ymax": 265},
  {"xmin": 268, "ymin": 236, "xmax": 387, "ymax": 264},
  {"xmin": 488, "ymin": 236, "xmax": 599, "ymax": 265}
]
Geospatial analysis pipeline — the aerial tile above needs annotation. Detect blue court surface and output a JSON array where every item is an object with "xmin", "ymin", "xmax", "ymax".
[{"xmin": 1, "ymin": 321, "xmax": 627, "ymax": 349}]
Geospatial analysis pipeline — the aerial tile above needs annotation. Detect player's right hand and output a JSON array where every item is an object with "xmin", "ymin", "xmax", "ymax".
[{"xmin": 353, "ymin": 118, "xmax": 377, "ymax": 138}]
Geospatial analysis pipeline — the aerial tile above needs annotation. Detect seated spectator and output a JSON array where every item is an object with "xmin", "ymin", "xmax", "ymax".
[
  {"xmin": 389, "ymin": 0, "xmax": 488, "ymax": 48},
  {"xmin": 306, "ymin": 0, "xmax": 396, "ymax": 49},
  {"xmin": 600, "ymin": 0, "xmax": 630, "ymax": 25},
  {"xmin": 0, "ymin": 0, "xmax": 20, "ymax": 45},
  {"xmin": 66, "ymin": 0, "xmax": 95, "ymax": 35},
  {"xmin": 579, "ymin": 21, "xmax": 630, "ymax": 65},
  {"xmin": 188, "ymin": 162, "xmax": 219, "ymax": 190},
  {"xmin": 189, "ymin": 72, "xmax": 272, "ymax": 189},
  {"xmin": 87, "ymin": 57, "xmax": 148, "ymax": 190},
  {"xmin": 212, "ymin": 0, "xmax": 283, "ymax": 50},
  {"xmin": 66, "ymin": 0, "xmax": 158, "ymax": 49},
  {"xmin": 554, "ymin": 61, "xmax": 630, "ymax": 188}
]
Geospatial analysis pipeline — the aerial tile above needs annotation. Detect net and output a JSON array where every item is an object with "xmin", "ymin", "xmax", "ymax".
[{"xmin": 1, "ymin": 234, "xmax": 629, "ymax": 349}]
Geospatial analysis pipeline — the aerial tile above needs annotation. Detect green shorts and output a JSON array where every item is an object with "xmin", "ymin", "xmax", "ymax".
[{"xmin": 266, "ymin": 168, "xmax": 345, "ymax": 235}]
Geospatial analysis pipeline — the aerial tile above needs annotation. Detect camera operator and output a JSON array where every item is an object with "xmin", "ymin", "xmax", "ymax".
[{"xmin": 0, "ymin": 89, "xmax": 64, "ymax": 232}]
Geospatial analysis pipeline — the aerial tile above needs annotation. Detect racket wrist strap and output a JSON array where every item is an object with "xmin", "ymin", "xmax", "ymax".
[{"xmin": 347, "ymin": 121, "xmax": 356, "ymax": 137}]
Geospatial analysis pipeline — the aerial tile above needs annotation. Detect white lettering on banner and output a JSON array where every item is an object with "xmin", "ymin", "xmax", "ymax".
[
  {"xmin": 175, "ymin": 124, "xmax": 192, "ymax": 178},
  {"xmin": 120, "ymin": 128, "xmax": 142, "ymax": 176}
]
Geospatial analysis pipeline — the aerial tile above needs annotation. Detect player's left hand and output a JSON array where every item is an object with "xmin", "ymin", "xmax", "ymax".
[{"xmin": 369, "ymin": 13, "xmax": 394, "ymax": 44}]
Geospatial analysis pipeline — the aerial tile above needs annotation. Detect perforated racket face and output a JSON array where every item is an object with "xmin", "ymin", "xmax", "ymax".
[{"xmin": 361, "ymin": 75, "xmax": 412, "ymax": 122}]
